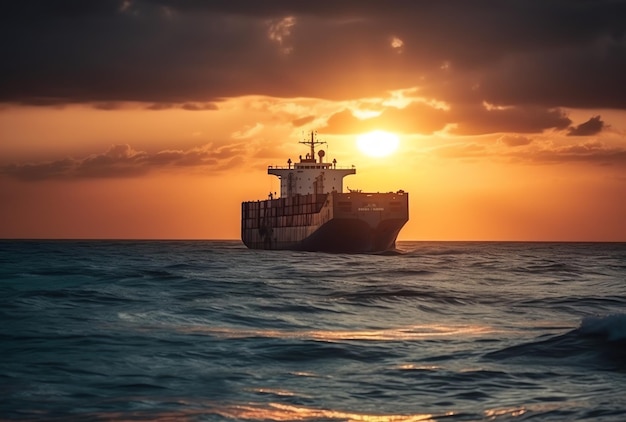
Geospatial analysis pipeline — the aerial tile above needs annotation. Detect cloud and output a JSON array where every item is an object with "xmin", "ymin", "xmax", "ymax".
[
  {"xmin": 435, "ymin": 138, "xmax": 626, "ymax": 168},
  {"xmin": 0, "ymin": 142, "xmax": 247, "ymax": 181},
  {"xmin": 146, "ymin": 103, "xmax": 176, "ymax": 111},
  {"xmin": 567, "ymin": 115, "xmax": 606, "ymax": 136},
  {"xmin": 1, "ymin": 0, "xmax": 625, "ymax": 112},
  {"xmin": 498, "ymin": 135, "xmax": 533, "ymax": 147},
  {"xmin": 144, "ymin": 102, "xmax": 218, "ymax": 111},
  {"xmin": 322, "ymin": 102, "xmax": 571, "ymax": 136},
  {"xmin": 267, "ymin": 16, "xmax": 296, "ymax": 54},
  {"xmin": 513, "ymin": 141, "xmax": 626, "ymax": 166},
  {"xmin": 323, "ymin": 103, "xmax": 450, "ymax": 135},
  {"xmin": 447, "ymin": 105, "xmax": 571, "ymax": 136},
  {"xmin": 180, "ymin": 102, "xmax": 219, "ymax": 111},
  {"xmin": 292, "ymin": 115, "xmax": 315, "ymax": 127},
  {"xmin": 232, "ymin": 123, "xmax": 263, "ymax": 139},
  {"xmin": 93, "ymin": 102, "xmax": 124, "ymax": 110}
]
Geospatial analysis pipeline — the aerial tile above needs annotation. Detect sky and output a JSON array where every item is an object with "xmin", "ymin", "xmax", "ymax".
[{"xmin": 1, "ymin": 0, "xmax": 625, "ymax": 241}]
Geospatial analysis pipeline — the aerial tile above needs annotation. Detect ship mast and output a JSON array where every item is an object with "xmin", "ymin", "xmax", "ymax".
[{"xmin": 299, "ymin": 131, "xmax": 326, "ymax": 162}]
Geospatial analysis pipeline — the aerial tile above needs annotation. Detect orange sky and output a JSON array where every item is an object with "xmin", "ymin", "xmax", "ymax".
[
  {"xmin": 1, "ymin": 1, "xmax": 625, "ymax": 241},
  {"xmin": 1, "ymin": 98, "xmax": 625, "ymax": 241}
]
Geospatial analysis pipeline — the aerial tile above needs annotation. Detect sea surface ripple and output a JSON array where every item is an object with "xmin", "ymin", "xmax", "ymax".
[{"xmin": 1, "ymin": 241, "xmax": 625, "ymax": 421}]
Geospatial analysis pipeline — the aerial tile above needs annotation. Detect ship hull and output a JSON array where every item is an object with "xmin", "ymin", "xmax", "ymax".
[{"xmin": 241, "ymin": 191, "xmax": 408, "ymax": 253}]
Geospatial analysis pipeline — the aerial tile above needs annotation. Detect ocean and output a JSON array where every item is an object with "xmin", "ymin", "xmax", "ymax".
[{"xmin": 0, "ymin": 240, "xmax": 624, "ymax": 421}]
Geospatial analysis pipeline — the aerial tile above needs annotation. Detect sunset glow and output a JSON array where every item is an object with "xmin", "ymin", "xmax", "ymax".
[
  {"xmin": 0, "ymin": 2, "xmax": 625, "ymax": 241},
  {"xmin": 356, "ymin": 131, "xmax": 400, "ymax": 157}
]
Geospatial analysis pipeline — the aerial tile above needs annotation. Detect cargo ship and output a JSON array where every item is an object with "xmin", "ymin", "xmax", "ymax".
[{"xmin": 241, "ymin": 132, "xmax": 408, "ymax": 253}]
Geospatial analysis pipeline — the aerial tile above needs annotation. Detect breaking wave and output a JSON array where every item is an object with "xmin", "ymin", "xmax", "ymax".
[
  {"xmin": 578, "ymin": 313, "xmax": 626, "ymax": 341},
  {"xmin": 485, "ymin": 314, "xmax": 626, "ymax": 369}
]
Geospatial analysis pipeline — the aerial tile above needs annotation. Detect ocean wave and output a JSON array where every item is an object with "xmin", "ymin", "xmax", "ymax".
[
  {"xmin": 485, "ymin": 314, "xmax": 626, "ymax": 369},
  {"xmin": 513, "ymin": 264, "xmax": 584, "ymax": 277},
  {"xmin": 328, "ymin": 286, "xmax": 477, "ymax": 309},
  {"xmin": 402, "ymin": 247, "xmax": 471, "ymax": 257},
  {"xmin": 175, "ymin": 323, "xmax": 496, "ymax": 342},
  {"xmin": 515, "ymin": 296, "xmax": 626, "ymax": 315},
  {"xmin": 579, "ymin": 313, "xmax": 626, "ymax": 342},
  {"xmin": 3, "ymin": 241, "xmax": 625, "ymax": 420}
]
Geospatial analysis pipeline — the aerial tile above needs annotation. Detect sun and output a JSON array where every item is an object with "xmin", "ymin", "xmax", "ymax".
[{"xmin": 356, "ymin": 131, "xmax": 400, "ymax": 157}]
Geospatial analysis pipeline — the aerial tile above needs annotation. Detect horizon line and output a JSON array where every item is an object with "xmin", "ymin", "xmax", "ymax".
[{"xmin": 1, "ymin": 238, "xmax": 625, "ymax": 243}]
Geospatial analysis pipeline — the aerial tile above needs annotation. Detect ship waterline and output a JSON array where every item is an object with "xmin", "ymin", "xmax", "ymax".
[{"xmin": 241, "ymin": 132, "xmax": 409, "ymax": 253}]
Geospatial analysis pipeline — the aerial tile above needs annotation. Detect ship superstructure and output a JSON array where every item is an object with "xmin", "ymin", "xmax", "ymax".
[
  {"xmin": 267, "ymin": 131, "xmax": 356, "ymax": 197},
  {"xmin": 241, "ymin": 132, "xmax": 408, "ymax": 253}
]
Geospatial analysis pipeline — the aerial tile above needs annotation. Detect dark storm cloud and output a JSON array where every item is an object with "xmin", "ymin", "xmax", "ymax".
[
  {"xmin": 567, "ymin": 115, "xmax": 606, "ymax": 136},
  {"xmin": 0, "ymin": 142, "xmax": 245, "ymax": 180},
  {"xmin": 1, "ymin": 0, "xmax": 625, "ymax": 111}
]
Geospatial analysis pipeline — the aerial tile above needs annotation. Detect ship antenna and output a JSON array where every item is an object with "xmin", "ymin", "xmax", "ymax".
[{"xmin": 299, "ymin": 130, "xmax": 326, "ymax": 162}]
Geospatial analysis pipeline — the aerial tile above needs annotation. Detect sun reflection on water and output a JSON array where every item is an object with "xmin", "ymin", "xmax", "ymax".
[
  {"xmin": 396, "ymin": 364, "xmax": 441, "ymax": 371},
  {"xmin": 484, "ymin": 406, "xmax": 527, "ymax": 419},
  {"xmin": 213, "ymin": 402, "xmax": 444, "ymax": 421},
  {"xmin": 248, "ymin": 387, "xmax": 299, "ymax": 397},
  {"xmin": 180, "ymin": 324, "xmax": 495, "ymax": 341}
]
